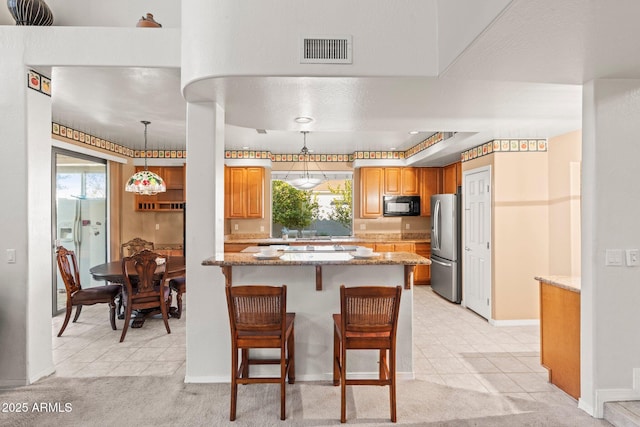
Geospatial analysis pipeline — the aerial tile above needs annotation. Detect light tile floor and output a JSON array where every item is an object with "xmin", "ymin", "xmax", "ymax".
[
  {"xmin": 51, "ymin": 285, "xmax": 576, "ymax": 407},
  {"xmin": 52, "ymin": 296, "xmax": 186, "ymax": 378}
]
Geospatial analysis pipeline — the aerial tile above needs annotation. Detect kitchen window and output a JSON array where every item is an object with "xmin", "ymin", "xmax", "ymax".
[{"xmin": 271, "ymin": 173, "xmax": 353, "ymax": 238}]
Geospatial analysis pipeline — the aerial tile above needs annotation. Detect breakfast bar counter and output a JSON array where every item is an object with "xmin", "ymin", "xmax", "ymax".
[
  {"xmin": 202, "ymin": 250, "xmax": 429, "ymax": 381},
  {"xmin": 202, "ymin": 250, "xmax": 430, "ymax": 290}
]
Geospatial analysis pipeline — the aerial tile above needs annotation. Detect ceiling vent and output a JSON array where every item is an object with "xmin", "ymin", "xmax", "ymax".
[{"xmin": 300, "ymin": 35, "xmax": 352, "ymax": 64}]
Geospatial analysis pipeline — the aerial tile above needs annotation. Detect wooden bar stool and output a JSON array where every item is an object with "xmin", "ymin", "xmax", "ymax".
[
  {"xmin": 225, "ymin": 285, "xmax": 295, "ymax": 421},
  {"xmin": 333, "ymin": 285, "xmax": 402, "ymax": 423}
]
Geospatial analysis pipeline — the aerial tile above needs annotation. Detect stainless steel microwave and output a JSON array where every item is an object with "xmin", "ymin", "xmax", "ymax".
[{"xmin": 383, "ymin": 195, "xmax": 421, "ymax": 216}]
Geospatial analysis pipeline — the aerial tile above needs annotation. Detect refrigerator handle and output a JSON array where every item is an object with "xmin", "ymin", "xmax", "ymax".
[
  {"xmin": 432, "ymin": 200, "xmax": 440, "ymax": 250},
  {"xmin": 430, "ymin": 257, "xmax": 452, "ymax": 267}
]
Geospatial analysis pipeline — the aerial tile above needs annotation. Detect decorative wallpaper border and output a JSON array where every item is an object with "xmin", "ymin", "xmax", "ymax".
[
  {"xmin": 52, "ymin": 122, "xmax": 133, "ymax": 157},
  {"xmin": 224, "ymin": 150, "xmax": 355, "ymax": 162},
  {"xmin": 27, "ymin": 69, "xmax": 51, "ymax": 96},
  {"xmin": 461, "ymin": 139, "xmax": 547, "ymax": 162}
]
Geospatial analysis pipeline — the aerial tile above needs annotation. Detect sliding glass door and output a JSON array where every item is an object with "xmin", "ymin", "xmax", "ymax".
[{"xmin": 52, "ymin": 148, "xmax": 107, "ymax": 315}]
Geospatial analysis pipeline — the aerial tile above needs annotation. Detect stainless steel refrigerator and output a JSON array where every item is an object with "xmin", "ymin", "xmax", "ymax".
[{"xmin": 430, "ymin": 193, "xmax": 462, "ymax": 303}]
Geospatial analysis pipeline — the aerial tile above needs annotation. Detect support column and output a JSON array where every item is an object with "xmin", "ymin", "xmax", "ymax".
[{"xmin": 184, "ymin": 101, "xmax": 229, "ymax": 382}]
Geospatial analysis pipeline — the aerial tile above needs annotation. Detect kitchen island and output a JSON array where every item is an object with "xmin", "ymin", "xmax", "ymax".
[{"xmin": 202, "ymin": 250, "xmax": 429, "ymax": 381}]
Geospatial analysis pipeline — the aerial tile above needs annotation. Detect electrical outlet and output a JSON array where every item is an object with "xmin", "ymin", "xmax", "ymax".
[
  {"xmin": 234, "ymin": 224, "xmax": 239, "ymax": 231},
  {"xmin": 626, "ymin": 249, "xmax": 639, "ymax": 266},
  {"xmin": 6, "ymin": 249, "xmax": 15, "ymax": 264},
  {"xmin": 406, "ymin": 223, "xmax": 410, "ymax": 230},
  {"xmin": 260, "ymin": 225, "xmax": 264, "ymax": 232},
  {"xmin": 359, "ymin": 224, "xmax": 366, "ymax": 230},
  {"xmin": 155, "ymin": 224, "xmax": 160, "ymax": 230}
]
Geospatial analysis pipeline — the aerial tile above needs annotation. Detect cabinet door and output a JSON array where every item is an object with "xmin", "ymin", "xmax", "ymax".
[
  {"xmin": 228, "ymin": 167, "xmax": 247, "ymax": 218},
  {"xmin": 443, "ymin": 163, "xmax": 459, "ymax": 194},
  {"xmin": 360, "ymin": 168, "xmax": 384, "ymax": 218},
  {"xmin": 401, "ymin": 167, "xmax": 419, "ymax": 195},
  {"xmin": 420, "ymin": 168, "xmax": 441, "ymax": 216},
  {"xmin": 245, "ymin": 167, "xmax": 264, "ymax": 218},
  {"xmin": 384, "ymin": 167, "xmax": 402, "ymax": 195},
  {"xmin": 414, "ymin": 243, "xmax": 431, "ymax": 285},
  {"xmin": 375, "ymin": 243, "xmax": 394, "ymax": 252},
  {"xmin": 394, "ymin": 242, "xmax": 415, "ymax": 252},
  {"xmin": 162, "ymin": 167, "xmax": 185, "ymax": 190}
]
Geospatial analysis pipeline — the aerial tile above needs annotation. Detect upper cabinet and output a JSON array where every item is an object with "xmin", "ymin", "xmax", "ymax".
[
  {"xmin": 361, "ymin": 166, "xmax": 439, "ymax": 218},
  {"xmin": 419, "ymin": 167, "xmax": 441, "ymax": 216},
  {"xmin": 360, "ymin": 167, "xmax": 384, "ymax": 218},
  {"xmin": 134, "ymin": 165, "xmax": 185, "ymax": 211},
  {"xmin": 442, "ymin": 162, "xmax": 462, "ymax": 194},
  {"xmin": 225, "ymin": 166, "xmax": 264, "ymax": 219},
  {"xmin": 384, "ymin": 167, "xmax": 419, "ymax": 195}
]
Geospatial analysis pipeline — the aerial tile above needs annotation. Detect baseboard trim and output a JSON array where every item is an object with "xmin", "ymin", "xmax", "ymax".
[
  {"xmin": 593, "ymin": 368, "xmax": 640, "ymax": 418},
  {"xmin": 184, "ymin": 375, "xmax": 227, "ymax": 383},
  {"xmin": 489, "ymin": 318, "xmax": 540, "ymax": 327}
]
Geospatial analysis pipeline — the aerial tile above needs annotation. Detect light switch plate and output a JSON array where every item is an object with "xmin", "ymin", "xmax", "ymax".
[
  {"xmin": 606, "ymin": 249, "xmax": 623, "ymax": 266},
  {"xmin": 626, "ymin": 249, "xmax": 639, "ymax": 266}
]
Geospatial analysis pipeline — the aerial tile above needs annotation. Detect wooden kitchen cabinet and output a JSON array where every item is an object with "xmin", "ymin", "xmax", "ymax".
[
  {"xmin": 374, "ymin": 242, "xmax": 415, "ymax": 253},
  {"xmin": 225, "ymin": 167, "xmax": 264, "ymax": 219},
  {"xmin": 224, "ymin": 243, "xmax": 251, "ymax": 252},
  {"xmin": 442, "ymin": 162, "xmax": 462, "ymax": 194},
  {"xmin": 420, "ymin": 167, "xmax": 441, "ymax": 216},
  {"xmin": 401, "ymin": 167, "xmax": 419, "ymax": 195},
  {"xmin": 134, "ymin": 165, "xmax": 185, "ymax": 211},
  {"xmin": 384, "ymin": 168, "xmax": 402, "ymax": 195},
  {"xmin": 384, "ymin": 167, "xmax": 419, "ymax": 195},
  {"xmin": 360, "ymin": 167, "xmax": 384, "ymax": 218},
  {"xmin": 414, "ymin": 242, "xmax": 431, "ymax": 285},
  {"xmin": 539, "ymin": 280, "xmax": 580, "ymax": 399}
]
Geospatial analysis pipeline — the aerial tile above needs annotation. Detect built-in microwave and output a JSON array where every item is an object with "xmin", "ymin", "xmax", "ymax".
[{"xmin": 383, "ymin": 195, "xmax": 421, "ymax": 216}]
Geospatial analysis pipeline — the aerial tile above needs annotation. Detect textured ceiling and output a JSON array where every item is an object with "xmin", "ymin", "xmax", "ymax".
[{"xmin": 49, "ymin": 1, "xmax": 640, "ymax": 166}]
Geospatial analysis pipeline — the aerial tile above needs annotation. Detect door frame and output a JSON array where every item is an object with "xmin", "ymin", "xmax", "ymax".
[
  {"xmin": 51, "ymin": 147, "xmax": 108, "ymax": 315},
  {"xmin": 461, "ymin": 164, "xmax": 492, "ymax": 319}
]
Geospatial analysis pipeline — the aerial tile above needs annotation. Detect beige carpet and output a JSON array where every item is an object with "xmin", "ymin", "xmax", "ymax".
[{"xmin": 0, "ymin": 373, "xmax": 610, "ymax": 426}]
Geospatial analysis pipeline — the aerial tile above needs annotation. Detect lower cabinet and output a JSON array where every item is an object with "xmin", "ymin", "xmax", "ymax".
[{"xmin": 414, "ymin": 242, "xmax": 431, "ymax": 285}]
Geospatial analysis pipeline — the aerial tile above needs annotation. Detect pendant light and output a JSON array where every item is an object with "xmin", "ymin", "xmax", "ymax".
[
  {"xmin": 284, "ymin": 131, "xmax": 327, "ymax": 190},
  {"xmin": 125, "ymin": 121, "xmax": 166, "ymax": 195}
]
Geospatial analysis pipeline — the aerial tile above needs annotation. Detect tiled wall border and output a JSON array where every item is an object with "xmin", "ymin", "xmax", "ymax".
[
  {"xmin": 461, "ymin": 139, "xmax": 547, "ymax": 162},
  {"xmin": 49, "ymin": 126, "xmax": 444, "ymax": 162},
  {"xmin": 52, "ymin": 122, "xmax": 133, "ymax": 157},
  {"xmin": 27, "ymin": 69, "xmax": 51, "ymax": 96}
]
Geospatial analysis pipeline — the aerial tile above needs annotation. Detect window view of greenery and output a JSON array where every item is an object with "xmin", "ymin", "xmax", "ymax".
[{"xmin": 272, "ymin": 179, "xmax": 353, "ymax": 238}]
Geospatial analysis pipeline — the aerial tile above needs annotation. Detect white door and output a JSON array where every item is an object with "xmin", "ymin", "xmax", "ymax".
[{"xmin": 463, "ymin": 166, "xmax": 491, "ymax": 319}]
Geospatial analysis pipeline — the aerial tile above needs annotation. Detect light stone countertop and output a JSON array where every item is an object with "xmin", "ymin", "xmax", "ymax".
[
  {"xmin": 535, "ymin": 275, "xmax": 581, "ymax": 293},
  {"xmin": 202, "ymin": 251, "xmax": 430, "ymax": 266}
]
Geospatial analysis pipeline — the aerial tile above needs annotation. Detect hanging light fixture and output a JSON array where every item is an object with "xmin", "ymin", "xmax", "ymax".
[
  {"xmin": 284, "ymin": 131, "xmax": 327, "ymax": 190},
  {"xmin": 125, "ymin": 121, "xmax": 166, "ymax": 195}
]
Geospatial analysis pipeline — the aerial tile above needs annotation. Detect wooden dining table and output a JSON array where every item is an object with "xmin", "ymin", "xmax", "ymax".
[{"xmin": 90, "ymin": 256, "xmax": 185, "ymax": 327}]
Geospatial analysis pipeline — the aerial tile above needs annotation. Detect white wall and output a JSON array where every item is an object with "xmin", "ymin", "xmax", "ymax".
[
  {"xmin": 581, "ymin": 79, "xmax": 640, "ymax": 416},
  {"xmin": 1, "ymin": 0, "xmax": 180, "ymax": 27},
  {"xmin": 182, "ymin": 0, "xmax": 439, "ymax": 89},
  {"xmin": 0, "ymin": 25, "xmax": 180, "ymax": 386},
  {"xmin": 0, "ymin": 32, "xmax": 31, "ymax": 386}
]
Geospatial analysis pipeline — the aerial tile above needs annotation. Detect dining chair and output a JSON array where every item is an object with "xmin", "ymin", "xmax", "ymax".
[
  {"xmin": 164, "ymin": 255, "xmax": 186, "ymax": 319},
  {"xmin": 225, "ymin": 285, "xmax": 295, "ymax": 421},
  {"xmin": 168, "ymin": 277, "xmax": 186, "ymax": 319},
  {"xmin": 55, "ymin": 246, "xmax": 122, "ymax": 337},
  {"xmin": 120, "ymin": 237, "xmax": 154, "ymax": 258},
  {"xmin": 333, "ymin": 285, "xmax": 402, "ymax": 423},
  {"xmin": 120, "ymin": 249, "xmax": 171, "ymax": 342}
]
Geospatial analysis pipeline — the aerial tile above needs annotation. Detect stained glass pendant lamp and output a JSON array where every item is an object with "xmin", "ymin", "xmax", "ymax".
[
  {"xmin": 125, "ymin": 121, "xmax": 166, "ymax": 195},
  {"xmin": 285, "ymin": 131, "xmax": 327, "ymax": 190}
]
